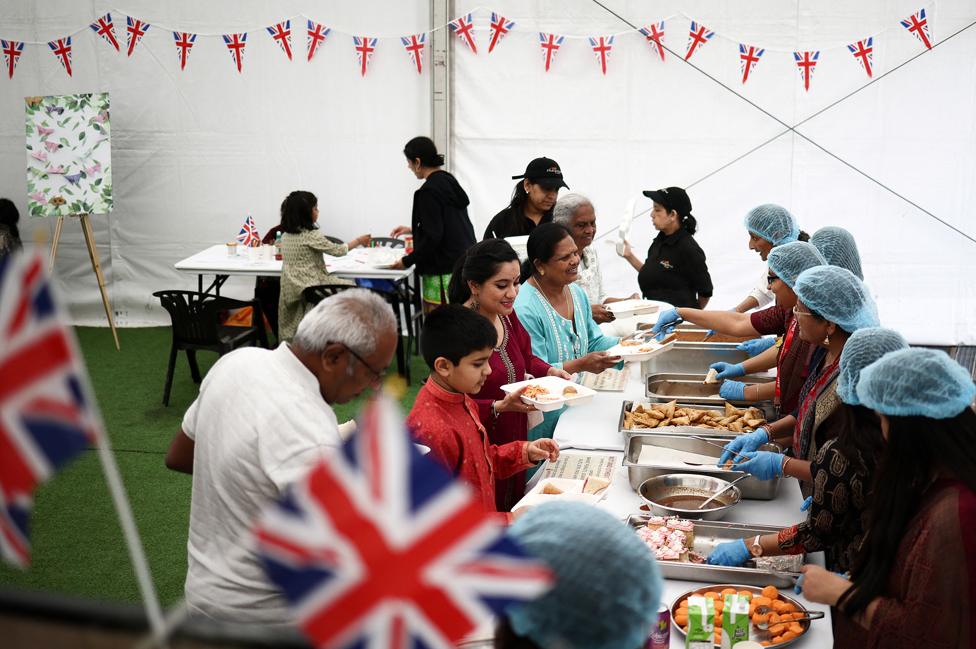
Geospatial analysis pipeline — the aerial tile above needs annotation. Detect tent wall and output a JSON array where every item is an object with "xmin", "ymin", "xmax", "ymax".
[{"xmin": 1, "ymin": 1, "xmax": 974, "ymax": 343}]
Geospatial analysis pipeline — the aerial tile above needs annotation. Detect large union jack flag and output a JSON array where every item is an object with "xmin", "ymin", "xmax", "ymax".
[
  {"xmin": 0, "ymin": 253, "xmax": 98, "ymax": 568},
  {"xmin": 901, "ymin": 8, "xmax": 933, "ymax": 50},
  {"xmin": 253, "ymin": 396, "xmax": 552, "ymax": 649},
  {"xmin": 236, "ymin": 215, "xmax": 260, "ymax": 247}
]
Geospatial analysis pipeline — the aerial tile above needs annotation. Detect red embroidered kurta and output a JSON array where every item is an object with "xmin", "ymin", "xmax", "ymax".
[
  {"xmin": 834, "ymin": 479, "xmax": 976, "ymax": 649},
  {"xmin": 407, "ymin": 379, "xmax": 533, "ymax": 513},
  {"xmin": 471, "ymin": 312, "xmax": 552, "ymax": 511}
]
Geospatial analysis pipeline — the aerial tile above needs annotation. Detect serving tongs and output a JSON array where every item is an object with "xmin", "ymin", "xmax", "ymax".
[
  {"xmin": 626, "ymin": 318, "xmax": 684, "ymax": 342},
  {"xmin": 752, "ymin": 606, "xmax": 825, "ymax": 629}
]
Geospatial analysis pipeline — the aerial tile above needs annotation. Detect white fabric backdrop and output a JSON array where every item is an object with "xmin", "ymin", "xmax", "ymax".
[{"xmin": 1, "ymin": 1, "xmax": 974, "ymax": 343}]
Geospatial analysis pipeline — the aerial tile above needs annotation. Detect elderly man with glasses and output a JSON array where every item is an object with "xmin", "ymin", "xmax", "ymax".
[{"xmin": 165, "ymin": 288, "xmax": 397, "ymax": 625}]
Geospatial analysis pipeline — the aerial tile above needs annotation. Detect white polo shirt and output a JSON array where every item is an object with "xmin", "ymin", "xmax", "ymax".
[
  {"xmin": 182, "ymin": 343, "xmax": 341, "ymax": 624},
  {"xmin": 748, "ymin": 268, "xmax": 775, "ymax": 309}
]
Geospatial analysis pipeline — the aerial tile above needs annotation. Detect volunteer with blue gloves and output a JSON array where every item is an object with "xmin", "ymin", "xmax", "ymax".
[
  {"xmin": 800, "ymin": 348, "xmax": 976, "ymax": 648},
  {"xmin": 810, "ymin": 226, "xmax": 863, "ymax": 280},
  {"xmin": 709, "ymin": 327, "xmax": 907, "ymax": 570},
  {"xmin": 654, "ymin": 242, "xmax": 826, "ymax": 419},
  {"xmin": 499, "ymin": 501, "xmax": 663, "ymax": 649}
]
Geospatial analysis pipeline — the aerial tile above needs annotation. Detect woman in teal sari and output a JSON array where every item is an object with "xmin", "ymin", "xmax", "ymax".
[{"xmin": 514, "ymin": 223, "xmax": 621, "ymax": 440}]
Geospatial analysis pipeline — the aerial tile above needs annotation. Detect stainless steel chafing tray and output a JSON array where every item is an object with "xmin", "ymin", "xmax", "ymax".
[
  {"xmin": 645, "ymin": 372, "xmax": 776, "ymax": 414},
  {"xmin": 640, "ymin": 342, "xmax": 749, "ymax": 377},
  {"xmin": 628, "ymin": 515, "xmax": 803, "ymax": 587},
  {"xmin": 618, "ymin": 400, "xmax": 741, "ymax": 440},
  {"xmin": 623, "ymin": 433, "xmax": 782, "ymax": 500}
]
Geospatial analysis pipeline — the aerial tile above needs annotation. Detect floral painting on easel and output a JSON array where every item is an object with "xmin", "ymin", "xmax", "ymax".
[{"xmin": 25, "ymin": 93, "xmax": 112, "ymax": 217}]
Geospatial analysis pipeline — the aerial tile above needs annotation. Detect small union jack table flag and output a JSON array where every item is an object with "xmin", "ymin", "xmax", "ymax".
[
  {"xmin": 253, "ymin": 396, "xmax": 553, "ymax": 649},
  {"xmin": 0, "ymin": 253, "xmax": 99, "ymax": 568},
  {"xmin": 237, "ymin": 215, "xmax": 260, "ymax": 247}
]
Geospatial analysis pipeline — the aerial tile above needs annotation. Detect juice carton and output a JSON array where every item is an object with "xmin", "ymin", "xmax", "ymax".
[
  {"xmin": 721, "ymin": 593, "xmax": 751, "ymax": 648},
  {"xmin": 685, "ymin": 595, "xmax": 715, "ymax": 649}
]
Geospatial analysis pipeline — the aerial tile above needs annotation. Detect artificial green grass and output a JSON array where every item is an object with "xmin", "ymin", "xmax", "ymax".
[{"xmin": 0, "ymin": 327, "xmax": 429, "ymax": 605}]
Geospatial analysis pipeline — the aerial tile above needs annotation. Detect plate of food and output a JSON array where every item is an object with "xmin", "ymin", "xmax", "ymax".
[
  {"xmin": 603, "ymin": 333, "xmax": 677, "ymax": 362},
  {"xmin": 670, "ymin": 584, "xmax": 823, "ymax": 648},
  {"xmin": 511, "ymin": 476, "xmax": 611, "ymax": 512},
  {"xmin": 500, "ymin": 376, "xmax": 596, "ymax": 412},
  {"xmin": 604, "ymin": 299, "xmax": 671, "ymax": 320}
]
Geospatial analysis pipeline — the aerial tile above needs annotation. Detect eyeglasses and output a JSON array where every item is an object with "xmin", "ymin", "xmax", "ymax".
[
  {"xmin": 792, "ymin": 305, "xmax": 816, "ymax": 318},
  {"xmin": 766, "ymin": 274, "xmax": 778, "ymax": 286},
  {"xmin": 333, "ymin": 342, "xmax": 386, "ymax": 383}
]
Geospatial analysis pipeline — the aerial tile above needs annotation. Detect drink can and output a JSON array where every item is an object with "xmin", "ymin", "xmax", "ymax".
[
  {"xmin": 645, "ymin": 603, "xmax": 670, "ymax": 649},
  {"xmin": 404, "ymin": 234, "xmax": 414, "ymax": 253}
]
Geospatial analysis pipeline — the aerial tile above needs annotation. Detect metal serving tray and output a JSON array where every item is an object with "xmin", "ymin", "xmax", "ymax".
[
  {"xmin": 628, "ymin": 515, "xmax": 803, "ymax": 587},
  {"xmin": 640, "ymin": 342, "xmax": 749, "ymax": 377},
  {"xmin": 645, "ymin": 372, "xmax": 775, "ymax": 413},
  {"xmin": 618, "ymin": 400, "xmax": 740, "ymax": 441},
  {"xmin": 623, "ymin": 433, "xmax": 782, "ymax": 500}
]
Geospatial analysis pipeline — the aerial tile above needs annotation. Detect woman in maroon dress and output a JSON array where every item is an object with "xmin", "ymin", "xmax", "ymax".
[{"xmin": 448, "ymin": 239, "xmax": 572, "ymax": 511}]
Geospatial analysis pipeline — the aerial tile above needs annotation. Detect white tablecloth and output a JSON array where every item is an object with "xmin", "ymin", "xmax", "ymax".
[{"xmin": 550, "ymin": 360, "xmax": 833, "ymax": 648}]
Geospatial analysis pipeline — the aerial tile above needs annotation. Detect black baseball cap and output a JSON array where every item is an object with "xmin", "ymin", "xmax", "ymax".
[
  {"xmin": 512, "ymin": 157, "xmax": 569, "ymax": 190},
  {"xmin": 642, "ymin": 186, "xmax": 692, "ymax": 216}
]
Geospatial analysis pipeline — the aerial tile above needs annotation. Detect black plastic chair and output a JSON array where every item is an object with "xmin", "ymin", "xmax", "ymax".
[{"xmin": 153, "ymin": 290, "xmax": 269, "ymax": 406}]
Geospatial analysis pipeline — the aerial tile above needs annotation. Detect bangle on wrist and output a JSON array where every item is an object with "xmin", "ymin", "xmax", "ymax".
[
  {"xmin": 491, "ymin": 401, "xmax": 499, "ymax": 418},
  {"xmin": 782, "ymin": 456, "xmax": 791, "ymax": 475}
]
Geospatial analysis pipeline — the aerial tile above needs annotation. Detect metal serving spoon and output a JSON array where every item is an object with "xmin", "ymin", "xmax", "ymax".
[{"xmin": 697, "ymin": 474, "xmax": 749, "ymax": 509}]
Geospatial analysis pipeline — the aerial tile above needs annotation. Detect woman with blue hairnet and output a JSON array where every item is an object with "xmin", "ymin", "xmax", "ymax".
[
  {"xmin": 708, "ymin": 327, "xmax": 906, "ymax": 570},
  {"xmin": 718, "ymin": 266, "xmax": 880, "ymax": 493},
  {"xmin": 498, "ymin": 501, "xmax": 663, "ymax": 649},
  {"xmin": 799, "ymin": 348, "xmax": 976, "ymax": 649},
  {"xmin": 653, "ymin": 242, "xmax": 826, "ymax": 420},
  {"xmin": 811, "ymin": 226, "xmax": 863, "ymax": 280},
  {"xmin": 732, "ymin": 204, "xmax": 803, "ymax": 313}
]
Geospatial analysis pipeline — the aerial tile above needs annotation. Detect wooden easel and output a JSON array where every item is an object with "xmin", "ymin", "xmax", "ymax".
[{"xmin": 49, "ymin": 214, "xmax": 120, "ymax": 350}]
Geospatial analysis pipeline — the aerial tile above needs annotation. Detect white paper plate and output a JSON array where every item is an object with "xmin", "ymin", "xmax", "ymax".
[
  {"xmin": 605, "ymin": 299, "xmax": 671, "ymax": 320},
  {"xmin": 511, "ymin": 478, "xmax": 603, "ymax": 512},
  {"xmin": 603, "ymin": 338, "xmax": 676, "ymax": 362},
  {"xmin": 500, "ymin": 376, "xmax": 596, "ymax": 412}
]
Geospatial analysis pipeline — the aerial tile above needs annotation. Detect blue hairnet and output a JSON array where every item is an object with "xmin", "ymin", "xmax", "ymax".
[
  {"xmin": 794, "ymin": 266, "xmax": 879, "ymax": 333},
  {"xmin": 811, "ymin": 226, "xmax": 863, "ymax": 279},
  {"xmin": 857, "ymin": 348, "xmax": 976, "ymax": 419},
  {"xmin": 767, "ymin": 241, "xmax": 826, "ymax": 289},
  {"xmin": 506, "ymin": 502, "xmax": 662, "ymax": 649},
  {"xmin": 837, "ymin": 327, "xmax": 909, "ymax": 405},
  {"xmin": 744, "ymin": 204, "xmax": 800, "ymax": 246}
]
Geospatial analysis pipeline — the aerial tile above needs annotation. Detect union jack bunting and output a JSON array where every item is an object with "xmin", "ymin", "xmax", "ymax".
[
  {"xmin": 306, "ymin": 20, "xmax": 330, "ymax": 62},
  {"xmin": 684, "ymin": 21, "xmax": 714, "ymax": 61},
  {"xmin": 488, "ymin": 12, "xmax": 515, "ymax": 53},
  {"xmin": 400, "ymin": 34, "xmax": 426, "ymax": 75},
  {"xmin": 353, "ymin": 36, "xmax": 377, "ymax": 77},
  {"xmin": 449, "ymin": 13, "xmax": 478, "ymax": 54},
  {"xmin": 900, "ymin": 8, "xmax": 932, "ymax": 50},
  {"xmin": 638, "ymin": 22, "xmax": 666, "ymax": 61},
  {"xmin": 0, "ymin": 253, "xmax": 99, "ymax": 568},
  {"xmin": 125, "ymin": 17, "xmax": 150, "ymax": 57},
  {"xmin": 2, "ymin": 40, "xmax": 24, "ymax": 79},
  {"xmin": 794, "ymin": 50, "xmax": 820, "ymax": 91},
  {"xmin": 253, "ymin": 396, "xmax": 552, "ymax": 649},
  {"xmin": 48, "ymin": 37, "xmax": 73, "ymax": 77},
  {"xmin": 236, "ymin": 215, "xmax": 260, "ymax": 247},
  {"xmin": 588, "ymin": 35, "xmax": 614, "ymax": 75},
  {"xmin": 847, "ymin": 37, "xmax": 874, "ymax": 78},
  {"xmin": 89, "ymin": 13, "xmax": 120, "ymax": 52},
  {"xmin": 267, "ymin": 20, "xmax": 293, "ymax": 61},
  {"xmin": 173, "ymin": 32, "xmax": 196, "ymax": 71},
  {"xmin": 223, "ymin": 33, "xmax": 247, "ymax": 74},
  {"xmin": 738, "ymin": 43, "xmax": 764, "ymax": 84},
  {"xmin": 538, "ymin": 33, "xmax": 564, "ymax": 72}
]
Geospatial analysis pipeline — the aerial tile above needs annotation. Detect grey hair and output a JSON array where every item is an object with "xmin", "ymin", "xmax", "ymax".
[
  {"xmin": 292, "ymin": 288, "xmax": 396, "ymax": 355},
  {"xmin": 552, "ymin": 193, "xmax": 593, "ymax": 227}
]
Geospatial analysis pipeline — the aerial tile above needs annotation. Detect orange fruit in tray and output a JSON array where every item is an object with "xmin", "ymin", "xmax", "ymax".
[
  {"xmin": 679, "ymin": 598, "xmax": 689, "ymax": 609},
  {"xmin": 673, "ymin": 611, "xmax": 688, "ymax": 627},
  {"xmin": 752, "ymin": 611, "xmax": 770, "ymax": 626},
  {"xmin": 772, "ymin": 599, "xmax": 790, "ymax": 613},
  {"xmin": 713, "ymin": 599, "xmax": 724, "ymax": 612},
  {"xmin": 789, "ymin": 622, "xmax": 805, "ymax": 635},
  {"xmin": 762, "ymin": 585, "xmax": 780, "ymax": 600},
  {"xmin": 721, "ymin": 587, "xmax": 737, "ymax": 596},
  {"xmin": 760, "ymin": 642, "xmax": 771, "ymax": 647},
  {"xmin": 738, "ymin": 589, "xmax": 752, "ymax": 598},
  {"xmin": 781, "ymin": 631, "xmax": 798, "ymax": 641},
  {"xmin": 704, "ymin": 590, "xmax": 721, "ymax": 600}
]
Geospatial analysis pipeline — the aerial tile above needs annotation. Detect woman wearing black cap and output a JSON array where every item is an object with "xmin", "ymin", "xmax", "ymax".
[
  {"xmin": 482, "ymin": 157, "xmax": 568, "ymax": 240},
  {"xmin": 622, "ymin": 186, "xmax": 712, "ymax": 308},
  {"xmin": 390, "ymin": 136, "xmax": 477, "ymax": 309}
]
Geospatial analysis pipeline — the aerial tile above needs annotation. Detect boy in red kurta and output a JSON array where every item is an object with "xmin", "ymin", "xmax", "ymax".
[{"xmin": 408, "ymin": 305, "xmax": 559, "ymax": 513}]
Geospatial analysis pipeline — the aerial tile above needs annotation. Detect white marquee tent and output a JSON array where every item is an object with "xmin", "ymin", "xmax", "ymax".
[{"xmin": 2, "ymin": 0, "xmax": 974, "ymax": 344}]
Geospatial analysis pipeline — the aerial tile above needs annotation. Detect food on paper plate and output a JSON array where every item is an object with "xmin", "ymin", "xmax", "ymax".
[
  {"xmin": 522, "ymin": 384, "xmax": 550, "ymax": 399},
  {"xmin": 620, "ymin": 339, "xmax": 644, "ymax": 347},
  {"xmin": 542, "ymin": 482, "xmax": 564, "ymax": 495},
  {"xmin": 704, "ymin": 367, "xmax": 719, "ymax": 384},
  {"xmin": 582, "ymin": 476, "xmax": 610, "ymax": 495},
  {"xmin": 623, "ymin": 401, "xmax": 766, "ymax": 432},
  {"xmin": 562, "ymin": 385, "xmax": 579, "ymax": 396}
]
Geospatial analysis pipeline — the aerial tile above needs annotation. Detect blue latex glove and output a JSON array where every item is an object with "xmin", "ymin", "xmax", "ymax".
[
  {"xmin": 710, "ymin": 361, "xmax": 746, "ymax": 380},
  {"xmin": 734, "ymin": 451, "xmax": 785, "ymax": 481},
  {"xmin": 800, "ymin": 496, "xmax": 813, "ymax": 512},
  {"xmin": 737, "ymin": 336, "xmax": 777, "ymax": 357},
  {"xmin": 707, "ymin": 539, "xmax": 751, "ymax": 566},
  {"xmin": 718, "ymin": 427, "xmax": 769, "ymax": 465},
  {"xmin": 651, "ymin": 308, "xmax": 681, "ymax": 340},
  {"xmin": 719, "ymin": 380, "xmax": 746, "ymax": 400}
]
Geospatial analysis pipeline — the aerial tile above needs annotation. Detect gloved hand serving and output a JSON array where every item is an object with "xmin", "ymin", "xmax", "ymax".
[
  {"xmin": 707, "ymin": 539, "xmax": 751, "ymax": 566},
  {"xmin": 719, "ymin": 380, "xmax": 746, "ymax": 401},
  {"xmin": 651, "ymin": 308, "xmax": 681, "ymax": 340},
  {"xmin": 709, "ymin": 361, "xmax": 745, "ymax": 380},
  {"xmin": 733, "ymin": 451, "xmax": 785, "ymax": 481},
  {"xmin": 718, "ymin": 427, "xmax": 769, "ymax": 465},
  {"xmin": 737, "ymin": 337, "xmax": 777, "ymax": 357}
]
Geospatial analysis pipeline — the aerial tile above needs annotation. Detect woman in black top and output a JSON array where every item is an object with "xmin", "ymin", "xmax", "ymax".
[
  {"xmin": 622, "ymin": 186, "xmax": 712, "ymax": 308},
  {"xmin": 391, "ymin": 136, "xmax": 476, "ymax": 307},
  {"xmin": 482, "ymin": 157, "xmax": 567, "ymax": 239}
]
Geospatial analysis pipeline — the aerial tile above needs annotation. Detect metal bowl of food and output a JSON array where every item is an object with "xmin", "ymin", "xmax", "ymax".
[{"xmin": 638, "ymin": 473, "xmax": 741, "ymax": 521}]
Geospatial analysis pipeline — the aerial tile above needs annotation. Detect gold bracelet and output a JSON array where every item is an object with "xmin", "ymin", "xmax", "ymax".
[{"xmin": 782, "ymin": 456, "xmax": 791, "ymax": 475}]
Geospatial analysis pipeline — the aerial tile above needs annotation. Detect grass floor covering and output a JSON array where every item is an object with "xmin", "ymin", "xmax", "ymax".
[{"xmin": 0, "ymin": 327, "xmax": 429, "ymax": 605}]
